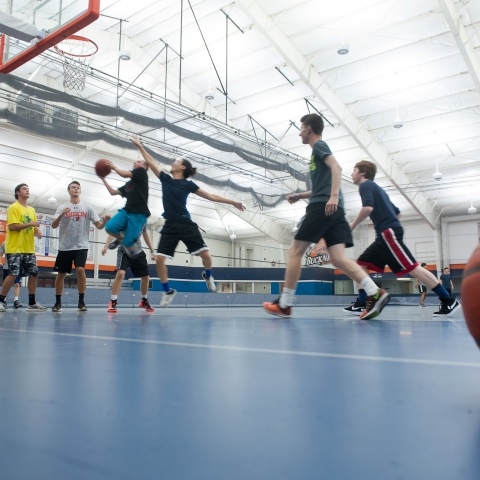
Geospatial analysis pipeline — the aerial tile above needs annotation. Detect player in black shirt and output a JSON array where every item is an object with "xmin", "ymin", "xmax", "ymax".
[
  {"xmin": 100, "ymin": 159, "xmax": 150, "ymax": 258},
  {"xmin": 131, "ymin": 136, "xmax": 245, "ymax": 308}
]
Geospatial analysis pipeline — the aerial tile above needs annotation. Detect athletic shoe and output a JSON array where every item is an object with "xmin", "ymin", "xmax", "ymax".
[
  {"xmin": 26, "ymin": 303, "xmax": 47, "ymax": 312},
  {"xmin": 202, "ymin": 271, "xmax": 217, "ymax": 293},
  {"xmin": 0, "ymin": 301, "xmax": 7, "ymax": 312},
  {"xmin": 108, "ymin": 239, "xmax": 121, "ymax": 250},
  {"xmin": 419, "ymin": 304, "xmax": 426, "ymax": 308},
  {"xmin": 360, "ymin": 289, "xmax": 390, "ymax": 320},
  {"xmin": 78, "ymin": 302, "xmax": 88, "ymax": 312},
  {"xmin": 52, "ymin": 302, "xmax": 62, "ymax": 313},
  {"xmin": 160, "ymin": 289, "xmax": 177, "ymax": 308},
  {"xmin": 433, "ymin": 298, "xmax": 461, "ymax": 317},
  {"xmin": 13, "ymin": 300, "xmax": 23, "ymax": 309},
  {"xmin": 263, "ymin": 298, "xmax": 291, "ymax": 318},
  {"xmin": 343, "ymin": 301, "xmax": 365, "ymax": 316},
  {"xmin": 138, "ymin": 298, "xmax": 154, "ymax": 313},
  {"xmin": 108, "ymin": 299, "xmax": 118, "ymax": 313}
]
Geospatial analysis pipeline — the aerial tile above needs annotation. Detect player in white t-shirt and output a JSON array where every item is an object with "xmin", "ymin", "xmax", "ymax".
[{"xmin": 51, "ymin": 181, "xmax": 110, "ymax": 313}]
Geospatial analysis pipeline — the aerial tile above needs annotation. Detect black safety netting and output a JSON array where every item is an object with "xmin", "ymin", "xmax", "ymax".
[{"xmin": 0, "ymin": 73, "xmax": 311, "ymax": 208}]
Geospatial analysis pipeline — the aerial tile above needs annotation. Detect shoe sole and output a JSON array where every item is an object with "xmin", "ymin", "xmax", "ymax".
[
  {"xmin": 263, "ymin": 305, "xmax": 291, "ymax": 318},
  {"xmin": 52, "ymin": 308, "xmax": 62, "ymax": 313},
  {"xmin": 26, "ymin": 309, "xmax": 47, "ymax": 313},
  {"xmin": 108, "ymin": 310, "xmax": 118, "ymax": 313},
  {"xmin": 343, "ymin": 309, "xmax": 364, "ymax": 316},
  {"xmin": 432, "ymin": 303, "xmax": 462, "ymax": 317},
  {"xmin": 78, "ymin": 307, "xmax": 88, "ymax": 311},
  {"xmin": 361, "ymin": 293, "xmax": 390, "ymax": 320}
]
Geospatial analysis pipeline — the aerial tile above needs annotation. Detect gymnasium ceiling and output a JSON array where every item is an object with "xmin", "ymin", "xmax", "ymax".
[{"xmin": 1, "ymin": 0, "xmax": 480, "ymax": 240}]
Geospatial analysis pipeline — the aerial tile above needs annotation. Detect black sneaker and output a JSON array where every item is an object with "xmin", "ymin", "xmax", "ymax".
[
  {"xmin": 52, "ymin": 302, "xmax": 62, "ymax": 313},
  {"xmin": 433, "ymin": 297, "xmax": 461, "ymax": 317},
  {"xmin": 108, "ymin": 239, "xmax": 121, "ymax": 250},
  {"xmin": 78, "ymin": 302, "xmax": 88, "ymax": 312},
  {"xmin": 343, "ymin": 301, "xmax": 366, "ymax": 316},
  {"xmin": 13, "ymin": 300, "xmax": 23, "ymax": 309}
]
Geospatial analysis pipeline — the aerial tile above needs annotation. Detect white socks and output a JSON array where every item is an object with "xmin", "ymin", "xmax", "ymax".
[
  {"xmin": 142, "ymin": 295, "xmax": 148, "ymax": 299},
  {"xmin": 280, "ymin": 288, "xmax": 295, "ymax": 309},
  {"xmin": 14, "ymin": 296, "xmax": 18, "ymax": 301},
  {"xmin": 360, "ymin": 277, "xmax": 379, "ymax": 296},
  {"xmin": 111, "ymin": 295, "xmax": 118, "ymax": 300}
]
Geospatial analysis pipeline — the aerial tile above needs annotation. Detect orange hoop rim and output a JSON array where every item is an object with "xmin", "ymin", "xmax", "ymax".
[{"xmin": 54, "ymin": 35, "xmax": 98, "ymax": 58}]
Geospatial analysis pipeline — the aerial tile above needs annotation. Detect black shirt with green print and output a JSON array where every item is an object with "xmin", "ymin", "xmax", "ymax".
[{"xmin": 309, "ymin": 140, "xmax": 344, "ymax": 208}]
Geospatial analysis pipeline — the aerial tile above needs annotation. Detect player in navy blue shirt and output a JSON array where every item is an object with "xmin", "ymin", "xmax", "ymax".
[
  {"xmin": 347, "ymin": 160, "xmax": 460, "ymax": 317},
  {"xmin": 132, "ymin": 136, "xmax": 245, "ymax": 307}
]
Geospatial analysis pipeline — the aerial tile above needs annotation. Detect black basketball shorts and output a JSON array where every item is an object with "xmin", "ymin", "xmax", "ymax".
[
  {"xmin": 357, "ymin": 227, "xmax": 418, "ymax": 277},
  {"xmin": 54, "ymin": 249, "xmax": 88, "ymax": 274},
  {"xmin": 116, "ymin": 248, "xmax": 149, "ymax": 278},
  {"xmin": 157, "ymin": 219, "xmax": 209, "ymax": 259},
  {"xmin": 295, "ymin": 202, "xmax": 353, "ymax": 248}
]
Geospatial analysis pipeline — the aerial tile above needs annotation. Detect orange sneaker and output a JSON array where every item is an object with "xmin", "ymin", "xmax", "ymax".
[
  {"xmin": 263, "ymin": 299, "xmax": 291, "ymax": 318},
  {"xmin": 138, "ymin": 298, "xmax": 154, "ymax": 313},
  {"xmin": 108, "ymin": 299, "xmax": 118, "ymax": 313},
  {"xmin": 360, "ymin": 289, "xmax": 390, "ymax": 320}
]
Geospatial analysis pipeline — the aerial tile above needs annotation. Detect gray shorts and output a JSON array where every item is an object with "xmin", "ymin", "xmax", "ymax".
[{"xmin": 5, "ymin": 254, "xmax": 38, "ymax": 277}]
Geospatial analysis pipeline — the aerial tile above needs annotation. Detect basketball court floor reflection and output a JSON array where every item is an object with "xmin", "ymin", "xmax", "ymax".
[{"xmin": 0, "ymin": 306, "xmax": 478, "ymax": 480}]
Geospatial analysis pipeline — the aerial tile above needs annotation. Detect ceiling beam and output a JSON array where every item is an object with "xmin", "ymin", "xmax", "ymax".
[
  {"xmin": 234, "ymin": 0, "xmax": 437, "ymax": 229},
  {"xmin": 437, "ymin": 0, "xmax": 480, "ymax": 94}
]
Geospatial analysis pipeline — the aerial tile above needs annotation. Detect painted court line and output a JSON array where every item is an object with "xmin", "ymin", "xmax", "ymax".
[{"xmin": 1, "ymin": 327, "xmax": 479, "ymax": 368}]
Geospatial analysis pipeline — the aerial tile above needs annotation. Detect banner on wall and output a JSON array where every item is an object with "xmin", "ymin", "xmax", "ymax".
[
  {"xmin": 1, "ymin": 209, "xmax": 94, "ymax": 261},
  {"xmin": 304, "ymin": 238, "xmax": 331, "ymax": 267}
]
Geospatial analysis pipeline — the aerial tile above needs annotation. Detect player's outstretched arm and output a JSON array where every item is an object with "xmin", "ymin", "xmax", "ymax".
[
  {"xmin": 94, "ymin": 215, "xmax": 111, "ymax": 230},
  {"xmin": 131, "ymin": 136, "xmax": 162, "ymax": 177},
  {"xmin": 194, "ymin": 189, "xmax": 246, "ymax": 212},
  {"xmin": 101, "ymin": 177, "xmax": 120, "ymax": 196}
]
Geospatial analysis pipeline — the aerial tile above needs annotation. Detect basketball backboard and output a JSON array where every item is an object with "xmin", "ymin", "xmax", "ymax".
[{"xmin": 0, "ymin": 0, "xmax": 99, "ymax": 73}]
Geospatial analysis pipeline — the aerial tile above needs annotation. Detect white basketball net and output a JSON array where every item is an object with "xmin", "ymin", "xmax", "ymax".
[{"xmin": 54, "ymin": 36, "xmax": 97, "ymax": 91}]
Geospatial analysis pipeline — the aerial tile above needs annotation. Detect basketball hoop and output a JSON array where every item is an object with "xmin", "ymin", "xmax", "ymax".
[{"xmin": 54, "ymin": 35, "xmax": 98, "ymax": 91}]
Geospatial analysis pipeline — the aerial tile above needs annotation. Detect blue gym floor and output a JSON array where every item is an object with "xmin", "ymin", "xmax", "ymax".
[{"xmin": 0, "ymin": 305, "xmax": 478, "ymax": 480}]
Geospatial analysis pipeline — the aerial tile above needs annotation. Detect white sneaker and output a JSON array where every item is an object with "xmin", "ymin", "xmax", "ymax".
[
  {"xmin": 202, "ymin": 271, "xmax": 217, "ymax": 293},
  {"xmin": 160, "ymin": 289, "xmax": 177, "ymax": 308},
  {"xmin": 26, "ymin": 303, "xmax": 47, "ymax": 312},
  {"xmin": 0, "ymin": 301, "xmax": 7, "ymax": 312}
]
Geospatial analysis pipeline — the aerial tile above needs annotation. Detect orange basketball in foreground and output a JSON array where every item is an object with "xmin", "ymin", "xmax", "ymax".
[
  {"xmin": 95, "ymin": 159, "xmax": 111, "ymax": 177},
  {"xmin": 462, "ymin": 244, "xmax": 480, "ymax": 348}
]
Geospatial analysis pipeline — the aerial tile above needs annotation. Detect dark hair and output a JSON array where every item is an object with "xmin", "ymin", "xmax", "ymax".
[
  {"xmin": 68, "ymin": 181, "xmax": 80, "ymax": 191},
  {"xmin": 300, "ymin": 113, "xmax": 324, "ymax": 136},
  {"xmin": 421, "ymin": 263, "xmax": 427, "ymax": 267},
  {"xmin": 181, "ymin": 159, "xmax": 197, "ymax": 179},
  {"xmin": 14, "ymin": 183, "xmax": 28, "ymax": 200},
  {"xmin": 443, "ymin": 267, "xmax": 449, "ymax": 270},
  {"xmin": 354, "ymin": 161, "xmax": 377, "ymax": 181}
]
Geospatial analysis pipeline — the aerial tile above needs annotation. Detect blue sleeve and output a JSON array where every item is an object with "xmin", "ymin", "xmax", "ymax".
[
  {"xmin": 359, "ymin": 182, "xmax": 374, "ymax": 208},
  {"xmin": 159, "ymin": 171, "xmax": 167, "ymax": 182},
  {"xmin": 393, "ymin": 205, "xmax": 400, "ymax": 215}
]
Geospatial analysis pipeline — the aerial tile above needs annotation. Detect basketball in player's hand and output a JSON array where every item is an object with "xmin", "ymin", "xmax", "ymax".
[
  {"xmin": 95, "ymin": 159, "xmax": 111, "ymax": 177},
  {"xmin": 462, "ymin": 244, "xmax": 480, "ymax": 348}
]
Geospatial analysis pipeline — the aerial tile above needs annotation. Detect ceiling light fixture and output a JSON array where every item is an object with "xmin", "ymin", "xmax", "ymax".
[
  {"xmin": 47, "ymin": 194, "xmax": 57, "ymax": 204},
  {"xmin": 433, "ymin": 163, "xmax": 442, "ymax": 181},
  {"xmin": 468, "ymin": 200, "xmax": 477, "ymax": 215},
  {"xmin": 393, "ymin": 107, "xmax": 403, "ymax": 128}
]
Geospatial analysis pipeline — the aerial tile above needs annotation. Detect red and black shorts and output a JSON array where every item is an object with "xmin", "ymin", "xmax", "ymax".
[{"xmin": 357, "ymin": 227, "xmax": 418, "ymax": 277}]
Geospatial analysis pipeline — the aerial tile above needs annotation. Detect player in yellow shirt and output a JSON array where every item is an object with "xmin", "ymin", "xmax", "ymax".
[{"xmin": 0, "ymin": 184, "xmax": 47, "ymax": 312}]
